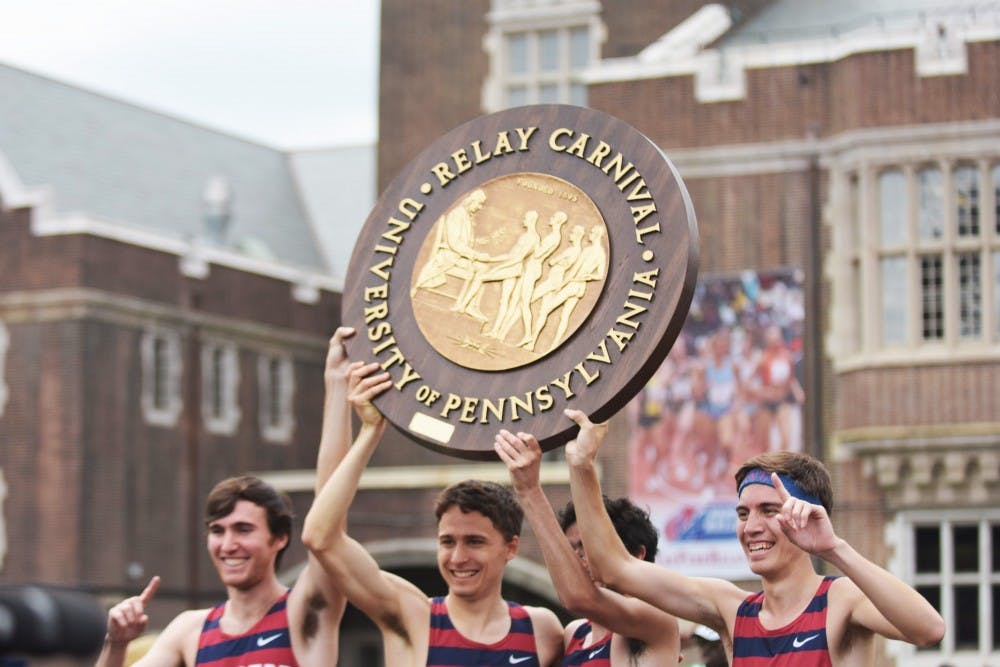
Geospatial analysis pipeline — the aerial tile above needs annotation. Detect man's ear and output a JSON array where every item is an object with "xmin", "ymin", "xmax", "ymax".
[
  {"xmin": 635, "ymin": 545, "xmax": 647, "ymax": 562},
  {"xmin": 505, "ymin": 535, "xmax": 520, "ymax": 561}
]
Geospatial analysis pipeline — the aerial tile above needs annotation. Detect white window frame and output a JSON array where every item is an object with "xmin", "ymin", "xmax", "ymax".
[
  {"xmin": 482, "ymin": 0, "xmax": 605, "ymax": 112},
  {"xmin": 887, "ymin": 508, "xmax": 1000, "ymax": 666},
  {"xmin": 201, "ymin": 340, "xmax": 241, "ymax": 436},
  {"xmin": 828, "ymin": 148, "xmax": 1000, "ymax": 370},
  {"xmin": 257, "ymin": 353, "xmax": 294, "ymax": 444},
  {"xmin": 140, "ymin": 327, "xmax": 183, "ymax": 427}
]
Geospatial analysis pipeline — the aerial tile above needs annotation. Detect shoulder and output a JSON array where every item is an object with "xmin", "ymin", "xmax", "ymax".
[
  {"xmin": 146, "ymin": 608, "xmax": 211, "ymax": 665},
  {"xmin": 524, "ymin": 604, "xmax": 563, "ymax": 637},
  {"xmin": 163, "ymin": 608, "xmax": 211, "ymax": 634}
]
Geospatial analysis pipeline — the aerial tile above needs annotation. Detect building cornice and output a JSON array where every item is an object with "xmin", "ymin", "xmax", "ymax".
[
  {"xmin": 835, "ymin": 426, "xmax": 1000, "ymax": 509},
  {"xmin": 585, "ymin": 2, "xmax": 1000, "ymax": 102},
  {"xmin": 0, "ymin": 287, "xmax": 329, "ymax": 353}
]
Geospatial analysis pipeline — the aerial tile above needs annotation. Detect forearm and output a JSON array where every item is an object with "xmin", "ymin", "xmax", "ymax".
[
  {"xmin": 95, "ymin": 638, "xmax": 127, "ymax": 667},
  {"xmin": 315, "ymin": 380, "xmax": 351, "ymax": 492},
  {"xmin": 303, "ymin": 421, "xmax": 384, "ymax": 551},
  {"xmin": 822, "ymin": 539, "xmax": 945, "ymax": 645},
  {"xmin": 517, "ymin": 485, "xmax": 600, "ymax": 612},
  {"xmin": 566, "ymin": 461, "xmax": 634, "ymax": 587}
]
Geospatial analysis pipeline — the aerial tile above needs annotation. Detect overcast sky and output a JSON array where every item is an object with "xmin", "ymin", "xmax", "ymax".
[{"xmin": 0, "ymin": 0, "xmax": 380, "ymax": 149}]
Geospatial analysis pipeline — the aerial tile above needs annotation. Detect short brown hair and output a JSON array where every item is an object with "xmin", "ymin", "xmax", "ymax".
[
  {"xmin": 558, "ymin": 496, "xmax": 658, "ymax": 562},
  {"xmin": 205, "ymin": 475, "xmax": 294, "ymax": 569},
  {"xmin": 434, "ymin": 480, "xmax": 523, "ymax": 542},
  {"xmin": 734, "ymin": 451, "xmax": 833, "ymax": 515}
]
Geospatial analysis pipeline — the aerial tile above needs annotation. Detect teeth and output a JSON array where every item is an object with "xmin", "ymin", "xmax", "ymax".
[{"xmin": 452, "ymin": 571, "xmax": 477, "ymax": 578}]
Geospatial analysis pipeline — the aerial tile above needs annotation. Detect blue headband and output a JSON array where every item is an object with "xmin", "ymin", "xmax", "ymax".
[{"xmin": 737, "ymin": 468, "xmax": 822, "ymax": 507}]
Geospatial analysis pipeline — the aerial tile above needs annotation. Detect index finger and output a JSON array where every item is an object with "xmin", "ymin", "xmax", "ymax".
[
  {"xmin": 331, "ymin": 326, "xmax": 356, "ymax": 345},
  {"xmin": 770, "ymin": 472, "xmax": 792, "ymax": 503},
  {"xmin": 139, "ymin": 575, "xmax": 160, "ymax": 604}
]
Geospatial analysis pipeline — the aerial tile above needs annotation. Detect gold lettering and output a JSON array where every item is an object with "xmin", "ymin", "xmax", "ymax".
[
  {"xmin": 440, "ymin": 393, "xmax": 462, "ymax": 418},
  {"xmin": 493, "ymin": 131, "xmax": 515, "ymax": 155},
  {"xmin": 508, "ymin": 392, "xmax": 534, "ymax": 421},
  {"xmin": 601, "ymin": 153, "xmax": 634, "ymax": 182},
  {"xmin": 586, "ymin": 340, "xmax": 612, "ymax": 364},
  {"xmin": 363, "ymin": 302, "xmax": 388, "ymax": 324},
  {"xmin": 566, "ymin": 132, "xmax": 589, "ymax": 158},
  {"xmin": 373, "ymin": 244, "xmax": 398, "ymax": 256},
  {"xmin": 548, "ymin": 128, "xmax": 573, "ymax": 152},
  {"xmin": 534, "ymin": 385, "xmax": 554, "ymax": 412},
  {"xmin": 480, "ymin": 397, "xmax": 505, "ymax": 424},
  {"xmin": 625, "ymin": 179, "xmax": 650, "ymax": 201},
  {"xmin": 633, "ymin": 269, "xmax": 660, "ymax": 288},
  {"xmin": 367, "ymin": 322, "xmax": 392, "ymax": 341},
  {"xmin": 636, "ymin": 222, "xmax": 662, "ymax": 243},
  {"xmin": 369, "ymin": 256, "xmax": 394, "ymax": 280},
  {"xmin": 627, "ymin": 287, "xmax": 655, "ymax": 302},
  {"xmin": 399, "ymin": 198, "xmax": 424, "ymax": 220},
  {"xmin": 575, "ymin": 361, "xmax": 600, "ymax": 385},
  {"xmin": 616, "ymin": 169, "xmax": 641, "ymax": 192},
  {"xmin": 395, "ymin": 363, "xmax": 422, "ymax": 391},
  {"xmin": 617, "ymin": 301, "xmax": 648, "ymax": 329},
  {"xmin": 607, "ymin": 328, "xmax": 634, "ymax": 351},
  {"xmin": 631, "ymin": 202, "xmax": 657, "ymax": 225},
  {"xmin": 471, "ymin": 140, "xmax": 491, "ymax": 163},
  {"xmin": 586, "ymin": 141, "xmax": 612, "ymax": 167},
  {"xmin": 431, "ymin": 162, "xmax": 456, "ymax": 186},
  {"xmin": 379, "ymin": 346, "xmax": 406, "ymax": 370},
  {"xmin": 514, "ymin": 127, "xmax": 538, "ymax": 150},
  {"xmin": 383, "ymin": 217, "xmax": 410, "ymax": 244},
  {"xmin": 550, "ymin": 371, "xmax": 575, "ymax": 399},
  {"xmin": 372, "ymin": 335, "xmax": 396, "ymax": 354},
  {"xmin": 460, "ymin": 397, "xmax": 479, "ymax": 423},
  {"xmin": 364, "ymin": 284, "xmax": 389, "ymax": 301},
  {"xmin": 451, "ymin": 149, "xmax": 473, "ymax": 174}
]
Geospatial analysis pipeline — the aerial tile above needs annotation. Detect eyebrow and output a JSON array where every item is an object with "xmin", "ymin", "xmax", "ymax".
[{"xmin": 736, "ymin": 502, "xmax": 783, "ymax": 513}]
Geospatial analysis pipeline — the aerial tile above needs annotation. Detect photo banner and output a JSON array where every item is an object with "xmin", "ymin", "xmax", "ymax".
[{"xmin": 628, "ymin": 268, "xmax": 805, "ymax": 578}]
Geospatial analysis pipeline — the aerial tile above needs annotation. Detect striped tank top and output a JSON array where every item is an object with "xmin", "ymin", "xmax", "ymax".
[
  {"xmin": 195, "ymin": 591, "xmax": 297, "ymax": 667},
  {"xmin": 426, "ymin": 596, "xmax": 539, "ymax": 666},
  {"xmin": 732, "ymin": 576, "xmax": 838, "ymax": 666},
  {"xmin": 561, "ymin": 621, "xmax": 611, "ymax": 666}
]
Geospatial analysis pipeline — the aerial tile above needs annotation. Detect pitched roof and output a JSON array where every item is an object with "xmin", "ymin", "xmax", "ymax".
[{"xmin": 0, "ymin": 62, "xmax": 329, "ymax": 270}]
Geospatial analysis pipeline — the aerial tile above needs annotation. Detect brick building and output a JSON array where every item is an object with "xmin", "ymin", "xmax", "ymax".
[
  {"xmin": 1, "ymin": 1, "xmax": 998, "ymax": 665},
  {"xmin": 368, "ymin": 1, "xmax": 1000, "ymax": 665},
  {"xmin": 0, "ymin": 62, "xmax": 372, "ymax": 647}
]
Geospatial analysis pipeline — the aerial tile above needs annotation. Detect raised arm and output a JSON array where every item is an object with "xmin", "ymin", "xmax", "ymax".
[
  {"xmin": 771, "ymin": 474, "xmax": 945, "ymax": 646},
  {"xmin": 495, "ymin": 429, "xmax": 679, "ymax": 655},
  {"xmin": 563, "ymin": 409, "xmax": 742, "ymax": 632},
  {"xmin": 96, "ymin": 577, "xmax": 199, "ymax": 667},
  {"xmin": 315, "ymin": 327, "xmax": 356, "ymax": 492},
  {"xmin": 301, "ymin": 363, "xmax": 427, "ymax": 641}
]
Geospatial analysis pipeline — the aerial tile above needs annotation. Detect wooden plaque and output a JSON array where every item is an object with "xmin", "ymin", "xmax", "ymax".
[{"xmin": 342, "ymin": 104, "xmax": 698, "ymax": 459}]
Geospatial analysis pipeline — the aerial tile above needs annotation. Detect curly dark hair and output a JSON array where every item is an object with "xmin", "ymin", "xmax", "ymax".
[
  {"xmin": 434, "ymin": 480, "xmax": 523, "ymax": 542},
  {"xmin": 559, "ymin": 496, "xmax": 658, "ymax": 562}
]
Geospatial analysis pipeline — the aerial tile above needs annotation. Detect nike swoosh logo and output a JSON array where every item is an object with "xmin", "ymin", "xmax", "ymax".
[
  {"xmin": 588, "ymin": 644, "xmax": 606, "ymax": 659},
  {"xmin": 792, "ymin": 633, "xmax": 819, "ymax": 648},
  {"xmin": 257, "ymin": 633, "xmax": 283, "ymax": 647},
  {"xmin": 508, "ymin": 656, "xmax": 532, "ymax": 664}
]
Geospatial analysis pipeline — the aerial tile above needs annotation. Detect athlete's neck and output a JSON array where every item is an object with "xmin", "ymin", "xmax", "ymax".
[{"xmin": 221, "ymin": 577, "xmax": 288, "ymax": 635}]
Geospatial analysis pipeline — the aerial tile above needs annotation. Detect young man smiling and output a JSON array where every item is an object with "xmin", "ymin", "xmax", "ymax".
[
  {"xmin": 561, "ymin": 409, "xmax": 945, "ymax": 666},
  {"xmin": 495, "ymin": 427, "xmax": 681, "ymax": 666},
  {"xmin": 301, "ymin": 362, "xmax": 563, "ymax": 666},
  {"xmin": 95, "ymin": 328, "xmax": 360, "ymax": 667}
]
